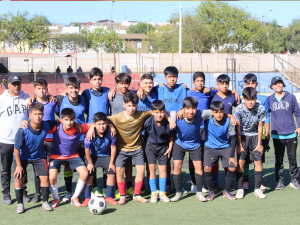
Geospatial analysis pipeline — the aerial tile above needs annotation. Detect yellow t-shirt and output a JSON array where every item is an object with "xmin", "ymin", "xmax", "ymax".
[{"xmin": 108, "ymin": 111, "xmax": 152, "ymax": 152}]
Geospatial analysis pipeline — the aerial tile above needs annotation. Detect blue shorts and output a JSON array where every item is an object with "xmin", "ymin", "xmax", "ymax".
[{"xmin": 49, "ymin": 157, "xmax": 85, "ymax": 171}]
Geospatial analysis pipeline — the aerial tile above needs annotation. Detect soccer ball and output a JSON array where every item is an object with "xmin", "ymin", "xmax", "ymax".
[{"xmin": 88, "ymin": 196, "xmax": 107, "ymax": 215}]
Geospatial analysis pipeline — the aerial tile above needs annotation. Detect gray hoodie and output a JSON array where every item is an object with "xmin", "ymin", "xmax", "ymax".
[{"xmin": 0, "ymin": 90, "xmax": 30, "ymax": 144}]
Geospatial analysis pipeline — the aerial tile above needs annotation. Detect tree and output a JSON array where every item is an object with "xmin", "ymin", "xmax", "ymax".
[
  {"xmin": 127, "ymin": 22, "xmax": 154, "ymax": 35},
  {"xmin": 0, "ymin": 11, "xmax": 50, "ymax": 53},
  {"xmin": 265, "ymin": 21, "xmax": 285, "ymax": 54},
  {"xmin": 285, "ymin": 19, "xmax": 300, "ymax": 54}
]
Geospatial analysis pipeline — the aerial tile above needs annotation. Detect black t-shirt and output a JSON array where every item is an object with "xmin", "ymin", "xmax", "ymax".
[{"xmin": 143, "ymin": 116, "xmax": 174, "ymax": 145}]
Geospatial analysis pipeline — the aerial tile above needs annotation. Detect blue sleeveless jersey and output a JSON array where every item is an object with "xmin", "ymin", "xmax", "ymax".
[
  {"xmin": 84, "ymin": 88, "xmax": 109, "ymax": 123},
  {"xmin": 136, "ymin": 91, "xmax": 157, "ymax": 112},
  {"xmin": 157, "ymin": 84, "xmax": 186, "ymax": 112},
  {"xmin": 205, "ymin": 117, "xmax": 230, "ymax": 149}
]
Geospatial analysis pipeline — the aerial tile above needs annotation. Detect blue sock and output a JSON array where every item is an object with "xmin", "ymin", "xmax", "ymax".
[
  {"xmin": 149, "ymin": 178, "xmax": 157, "ymax": 193},
  {"xmin": 106, "ymin": 185, "xmax": 114, "ymax": 198},
  {"xmin": 212, "ymin": 174, "xmax": 218, "ymax": 183},
  {"xmin": 85, "ymin": 185, "xmax": 92, "ymax": 199},
  {"xmin": 159, "ymin": 177, "xmax": 167, "ymax": 193}
]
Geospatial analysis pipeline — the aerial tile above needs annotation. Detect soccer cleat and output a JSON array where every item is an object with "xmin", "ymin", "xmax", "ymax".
[
  {"xmin": 196, "ymin": 192, "xmax": 207, "ymax": 202},
  {"xmin": 213, "ymin": 182, "xmax": 220, "ymax": 191},
  {"xmin": 31, "ymin": 193, "xmax": 41, "ymax": 203},
  {"xmin": 290, "ymin": 179, "xmax": 300, "ymax": 189},
  {"xmin": 93, "ymin": 188, "xmax": 103, "ymax": 197},
  {"xmin": 223, "ymin": 191, "xmax": 237, "ymax": 200},
  {"xmin": 275, "ymin": 181, "xmax": 285, "ymax": 190},
  {"xmin": 133, "ymin": 195, "xmax": 148, "ymax": 203},
  {"xmin": 105, "ymin": 197, "xmax": 118, "ymax": 205},
  {"xmin": 202, "ymin": 186, "xmax": 208, "ymax": 193},
  {"xmin": 236, "ymin": 189, "xmax": 244, "ymax": 199},
  {"xmin": 51, "ymin": 199, "xmax": 60, "ymax": 208},
  {"xmin": 42, "ymin": 202, "xmax": 53, "ymax": 211},
  {"xmin": 3, "ymin": 195, "xmax": 12, "ymax": 205},
  {"xmin": 159, "ymin": 192, "xmax": 170, "ymax": 203},
  {"xmin": 81, "ymin": 198, "xmax": 90, "ymax": 207},
  {"xmin": 115, "ymin": 189, "xmax": 120, "ymax": 199},
  {"xmin": 206, "ymin": 191, "xmax": 215, "ymax": 201},
  {"xmin": 254, "ymin": 189, "xmax": 266, "ymax": 199},
  {"xmin": 140, "ymin": 186, "xmax": 146, "ymax": 195},
  {"xmin": 260, "ymin": 185, "xmax": 267, "ymax": 190},
  {"xmin": 23, "ymin": 192, "xmax": 30, "ymax": 203},
  {"xmin": 119, "ymin": 196, "xmax": 126, "ymax": 205},
  {"xmin": 15, "ymin": 203, "xmax": 25, "ymax": 214},
  {"xmin": 171, "ymin": 192, "xmax": 183, "ymax": 202},
  {"xmin": 102, "ymin": 188, "xmax": 107, "ymax": 197},
  {"xmin": 165, "ymin": 185, "xmax": 172, "ymax": 195},
  {"xmin": 70, "ymin": 198, "xmax": 82, "ymax": 207},
  {"xmin": 150, "ymin": 192, "xmax": 158, "ymax": 203},
  {"xmin": 191, "ymin": 184, "xmax": 197, "ymax": 193},
  {"xmin": 126, "ymin": 187, "xmax": 134, "ymax": 197},
  {"xmin": 62, "ymin": 192, "xmax": 73, "ymax": 202},
  {"xmin": 182, "ymin": 188, "xmax": 188, "ymax": 195},
  {"xmin": 243, "ymin": 182, "xmax": 249, "ymax": 190}
]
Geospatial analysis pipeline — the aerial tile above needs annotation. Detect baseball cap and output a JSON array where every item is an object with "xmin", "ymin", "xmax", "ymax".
[
  {"xmin": 7, "ymin": 74, "xmax": 22, "ymax": 84},
  {"xmin": 271, "ymin": 76, "xmax": 285, "ymax": 86}
]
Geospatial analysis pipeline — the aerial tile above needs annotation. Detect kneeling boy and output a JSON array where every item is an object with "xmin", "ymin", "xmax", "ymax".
[
  {"xmin": 234, "ymin": 87, "xmax": 266, "ymax": 199},
  {"xmin": 82, "ymin": 112, "xmax": 118, "ymax": 206},
  {"xmin": 14, "ymin": 103, "xmax": 58, "ymax": 213},
  {"xmin": 203, "ymin": 101, "xmax": 237, "ymax": 201},
  {"xmin": 144, "ymin": 100, "xmax": 174, "ymax": 203}
]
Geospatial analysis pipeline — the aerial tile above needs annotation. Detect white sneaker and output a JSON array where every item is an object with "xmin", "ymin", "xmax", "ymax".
[
  {"xmin": 62, "ymin": 192, "xmax": 72, "ymax": 202},
  {"xmin": 191, "ymin": 184, "xmax": 197, "ymax": 193},
  {"xmin": 202, "ymin": 186, "xmax": 208, "ymax": 193},
  {"xmin": 260, "ymin": 185, "xmax": 267, "ymax": 190},
  {"xmin": 235, "ymin": 189, "xmax": 244, "ymax": 199},
  {"xmin": 254, "ymin": 189, "xmax": 266, "ymax": 199}
]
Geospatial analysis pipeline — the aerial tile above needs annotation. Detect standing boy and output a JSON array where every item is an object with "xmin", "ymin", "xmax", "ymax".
[
  {"xmin": 143, "ymin": 100, "xmax": 174, "ymax": 203},
  {"xmin": 268, "ymin": 76, "xmax": 300, "ymax": 189},
  {"xmin": 234, "ymin": 87, "xmax": 266, "ymax": 199},
  {"xmin": 14, "ymin": 103, "xmax": 57, "ymax": 213}
]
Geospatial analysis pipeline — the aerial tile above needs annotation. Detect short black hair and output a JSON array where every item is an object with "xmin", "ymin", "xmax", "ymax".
[
  {"xmin": 182, "ymin": 97, "xmax": 198, "ymax": 108},
  {"xmin": 61, "ymin": 108, "xmax": 76, "ymax": 119},
  {"xmin": 29, "ymin": 103, "xmax": 44, "ymax": 114},
  {"xmin": 242, "ymin": 87, "xmax": 257, "ymax": 100},
  {"xmin": 244, "ymin": 73, "xmax": 257, "ymax": 83},
  {"xmin": 93, "ymin": 112, "xmax": 108, "ymax": 123},
  {"xmin": 123, "ymin": 92, "xmax": 139, "ymax": 104},
  {"xmin": 115, "ymin": 73, "xmax": 132, "ymax": 84},
  {"xmin": 164, "ymin": 66, "xmax": 179, "ymax": 76},
  {"xmin": 210, "ymin": 101, "xmax": 225, "ymax": 111},
  {"xmin": 151, "ymin": 100, "xmax": 165, "ymax": 110},
  {"xmin": 66, "ymin": 76, "xmax": 80, "ymax": 88},
  {"xmin": 89, "ymin": 67, "xmax": 103, "ymax": 79},
  {"xmin": 34, "ymin": 79, "xmax": 48, "ymax": 88},
  {"xmin": 141, "ymin": 73, "xmax": 153, "ymax": 81},
  {"xmin": 193, "ymin": 72, "xmax": 205, "ymax": 82},
  {"xmin": 217, "ymin": 74, "xmax": 230, "ymax": 83}
]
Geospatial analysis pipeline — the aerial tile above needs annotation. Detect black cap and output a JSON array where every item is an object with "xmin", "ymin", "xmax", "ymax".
[
  {"xmin": 7, "ymin": 74, "xmax": 22, "ymax": 84},
  {"xmin": 271, "ymin": 76, "xmax": 285, "ymax": 86}
]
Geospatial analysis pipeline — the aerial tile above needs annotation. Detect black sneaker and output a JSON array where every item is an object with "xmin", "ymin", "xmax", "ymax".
[
  {"xmin": 213, "ymin": 182, "xmax": 220, "ymax": 191},
  {"xmin": 31, "ymin": 193, "xmax": 41, "ymax": 203},
  {"xmin": 3, "ymin": 195, "xmax": 12, "ymax": 205},
  {"xmin": 165, "ymin": 185, "xmax": 171, "ymax": 195},
  {"xmin": 23, "ymin": 192, "xmax": 30, "ymax": 203},
  {"xmin": 290, "ymin": 179, "xmax": 300, "ymax": 189},
  {"xmin": 275, "ymin": 181, "xmax": 284, "ymax": 190}
]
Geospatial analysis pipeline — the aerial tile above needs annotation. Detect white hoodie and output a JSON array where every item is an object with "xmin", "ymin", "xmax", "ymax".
[{"xmin": 0, "ymin": 90, "xmax": 30, "ymax": 144}]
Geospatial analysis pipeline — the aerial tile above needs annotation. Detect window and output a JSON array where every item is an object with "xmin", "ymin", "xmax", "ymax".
[
  {"xmin": 33, "ymin": 42, "xmax": 43, "ymax": 49},
  {"xmin": 136, "ymin": 40, "xmax": 142, "ymax": 49},
  {"xmin": 3, "ymin": 41, "xmax": 14, "ymax": 50}
]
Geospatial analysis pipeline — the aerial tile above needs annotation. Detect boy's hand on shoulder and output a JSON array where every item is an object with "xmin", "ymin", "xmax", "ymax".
[
  {"xmin": 108, "ymin": 89, "xmax": 116, "ymax": 101},
  {"xmin": 227, "ymin": 114, "xmax": 237, "ymax": 126},
  {"xmin": 232, "ymin": 91, "xmax": 240, "ymax": 104},
  {"xmin": 203, "ymin": 87, "xmax": 210, "ymax": 94},
  {"xmin": 159, "ymin": 83, "xmax": 165, "ymax": 87},
  {"xmin": 108, "ymin": 124, "xmax": 117, "ymax": 137},
  {"xmin": 176, "ymin": 109, "xmax": 184, "ymax": 120},
  {"xmin": 14, "ymin": 166, "xmax": 23, "ymax": 179},
  {"xmin": 60, "ymin": 90, "xmax": 68, "ymax": 97},
  {"xmin": 229, "ymin": 157, "xmax": 237, "ymax": 167},
  {"xmin": 28, "ymin": 95, "xmax": 36, "ymax": 104},
  {"xmin": 19, "ymin": 120, "xmax": 28, "ymax": 129},
  {"xmin": 108, "ymin": 163, "xmax": 116, "ymax": 173},
  {"xmin": 73, "ymin": 123, "xmax": 83, "ymax": 133},
  {"xmin": 181, "ymin": 83, "xmax": 187, "ymax": 89},
  {"xmin": 86, "ymin": 125, "xmax": 96, "ymax": 141},
  {"xmin": 164, "ymin": 148, "xmax": 172, "ymax": 159},
  {"xmin": 169, "ymin": 119, "xmax": 176, "ymax": 130},
  {"xmin": 87, "ymin": 163, "xmax": 94, "ymax": 174},
  {"xmin": 190, "ymin": 87, "xmax": 195, "ymax": 91},
  {"xmin": 136, "ymin": 88, "xmax": 144, "ymax": 99},
  {"xmin": 48, "ymin": 95, "xmax": 57, "ymax": 102}
]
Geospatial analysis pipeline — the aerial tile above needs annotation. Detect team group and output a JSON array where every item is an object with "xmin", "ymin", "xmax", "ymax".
[{"xmin": 0, "ymin": 66, "xmax": 299, "ymax": 214}]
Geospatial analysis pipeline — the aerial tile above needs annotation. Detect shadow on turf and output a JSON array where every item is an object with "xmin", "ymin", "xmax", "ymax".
[{"xmin": 102, "ymin": 208, "xmax": 117, "ymax": 215}]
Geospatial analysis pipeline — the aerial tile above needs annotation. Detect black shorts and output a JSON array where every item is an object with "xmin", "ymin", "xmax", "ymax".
[
  {"xmin": 203, "ymin": 146, "xmax": 236, "ymax": 168},
  {"xmin": 116, "ymin": 148, "xmax": 145, "ymax": 168},
  {"xmin": 44, "ymin": 141, "xmax": 53, "ymax": 163},
  {"xmin": 145, "ymin": 143, "xmax": 168, "ymax": 165},
  {"xmin": 238, "ymin": 135, "xmax": 262, "ymax": 162},
  {"xmin": 49, "ymin": 157, "xmax": 85, "ymax": 171},
  {"xmin": 188, "ymin": 128, "xmax": 205, "ymax": 161},
  {"xmin": 78, "ymin": 141, "xmax": 85, "ymax": 161},
  {"xmin": 173, "ymin": 142, "xmax": 202, "ymax": 161},
  {"xmin": 14, "ymin": 158, "xmax": 49, "ymax": 178},
  {"xmin": 85, "ymin": 155, "xmax": 115, "ymax": 176}
]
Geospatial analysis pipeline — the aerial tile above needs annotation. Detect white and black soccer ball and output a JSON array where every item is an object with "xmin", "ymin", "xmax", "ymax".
[{"xmin": 88, "ymin": 196, "xmax": 107, "ymax": 215}]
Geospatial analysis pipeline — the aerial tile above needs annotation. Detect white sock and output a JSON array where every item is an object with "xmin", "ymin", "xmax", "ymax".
[
  {"xmin": 50, "ymin": 183, "xmax": 59, "ymax": 200},
  {"xmin": 72, "ymin": 179, "xmax": 86, "ymax": 199}
]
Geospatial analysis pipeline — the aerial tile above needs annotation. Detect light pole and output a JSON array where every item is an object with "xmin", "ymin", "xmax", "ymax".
[
  {"xmin": 179, "ymin": 3, "xmax": 182, "ymax": 53},
  {"xmin": 262, "ymin": 10, "xmax": 272, "ymax": 53},
  {"xmin": 110, "ymin": 1, "xmax": 116, "ymax": 75}
]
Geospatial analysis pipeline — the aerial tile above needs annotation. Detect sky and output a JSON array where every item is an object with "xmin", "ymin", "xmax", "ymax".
[{"xmin": 0, "ymin": 1, "xmax": 298, "ymax": 27}]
